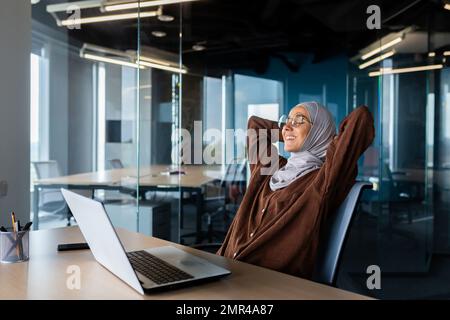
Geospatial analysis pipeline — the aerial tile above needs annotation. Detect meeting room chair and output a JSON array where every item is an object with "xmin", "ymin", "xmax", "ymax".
[
  {"xmin": 102, "ymin": 159, "xmax": 141, "ymax": 200},
  {"xmin": 181, "ymin": 159, "xmax": 247, "ymax": 245},
  {"xmin": 382, "ymin": 163, "xmax": 416, "ymax": 225},
  {"xmin": 32, "ymin": 160, "xmax": 72, "ymax": 226},
  {"xmin": 204, "ymin": 159, "xmax": 247, "ymax": 242},
  {"xmin": 104, "ymin": 158, "xmax": 161, "ymax": 204},
  {"xmin": 312, "ymin": 182, "xmax": 373, "ymax": 287},
  {"xmin": 108, "ymin": 159, "xmax": 124, "ymax": 169}
]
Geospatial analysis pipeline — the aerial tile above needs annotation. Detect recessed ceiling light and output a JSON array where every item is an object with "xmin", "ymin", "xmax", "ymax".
[
  {"xmin": 158, "ymin": 14, "xmax": 175, "ymax": 22},
  {"xmin": 428, "ymin": 52, "xmax": 436, "ymax": 57},
  {"xmin": 192, "ymin": 44, "xmax": 206, "ymax": 51},
  {"xmin": 152, "ymin": 31, "xmax": 167, "ymax": 38},
  {"xmin": 31, "ymin": 0, "xmax": 40, "ymax": 4}
]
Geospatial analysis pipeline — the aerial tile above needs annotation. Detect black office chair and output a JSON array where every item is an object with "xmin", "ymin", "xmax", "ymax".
[
  {"xmin": 312, "ymin": 182, "xmax": 373, "ymax": 286},
  {"xmin": 381, "ymin": 163, "xmax": 417, "ymax": 225},
  {"xmin": 181, "ymin": 160, "xmax": 247, "ymax": 245},
  {"xmin": 193, "ymin": 182, "xmax": 373, "ymax": 279}
]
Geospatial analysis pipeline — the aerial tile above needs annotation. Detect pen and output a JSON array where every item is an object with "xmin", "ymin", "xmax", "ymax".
[
  {"xmin": 22, "ymin": 222, "xmax": 32, "ymax": 231},
  {"xmin": 11, "ymin": 212, "xmax": 16, "ymax": 232},
  {"xmin": 11, "ymin": 212, "xmax": 20, "ymax": 258}
]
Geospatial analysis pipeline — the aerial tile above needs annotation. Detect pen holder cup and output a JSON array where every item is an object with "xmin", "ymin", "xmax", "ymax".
[{"xmin": 0, "ymin": 230, "xmax": 29, "ymax": 263}]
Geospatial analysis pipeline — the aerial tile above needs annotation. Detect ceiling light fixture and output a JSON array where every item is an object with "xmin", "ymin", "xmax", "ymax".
[
  {"xmin": 104, "ymin": 0, "xmax": 200, "ymax": 12},
  {"xmin": 361, "ymin": 37, "xmax": 403, "ymax": 60},
  {"xmin": 359, "ymin": 50, "xmax": 395, "ymax": 69},
  {"xmin": 139, "ymin": 55, "xmax": 172, "ymax": 66},
  {"xmin": 139, "ymin": 60, "xmax": 187, "ymax": 73},
  {"xmin": 369, "ymin": 64, "xmax": 443, "ymax": 77},
  {"xmin": 139, "ymin": 54, "xmax": 187, "ymax": 73},
  {"xmin": 151, "ymin": 31, "xmax": 167, "ymax": 37},
  {"xmin": 158, "ymin": 14, "xmax": 175, "ymax": 22},
  {"xmin": 82, "ymin": 53, "xmax": 145, "ymax": 69},
  {"xmin": 444, "ymin": 51, "xmax": 450, "ymax": 56},
  {"xmin": 60, "ymin": 9, "xmax": 160, "ymax": 26},
  {"xmin": 80, "ymin": 43, "xmax": 187, "ymax": 74},
  {"xmin": 192, "ymin": 44, "xmax": 206, "ymax": 51},
  {"xmin": 428, "ymin": 52, "xmax": 436, "ymax": 57},
  {"xmin": 47, "ymin": 0, "xmax": 103, "ymax": 13},
  {"xmin": 444, "ymin": 3, "xmax": 450, "ymax": 10}
]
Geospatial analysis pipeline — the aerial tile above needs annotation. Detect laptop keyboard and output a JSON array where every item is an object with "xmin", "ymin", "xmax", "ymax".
[{"xmin": 127, "ymin": 250, "xmax": 194, "ymax": 285}]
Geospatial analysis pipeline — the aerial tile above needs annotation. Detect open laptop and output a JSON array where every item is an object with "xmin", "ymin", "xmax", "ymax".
[{"xmin": 61, "ymin": 188, "xmax": 231, "ymax": 294}]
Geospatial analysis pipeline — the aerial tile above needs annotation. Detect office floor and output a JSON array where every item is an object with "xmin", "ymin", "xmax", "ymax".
[{"xmin": 338, "ymin": 203, "xmax": 450, "ymax": 299}]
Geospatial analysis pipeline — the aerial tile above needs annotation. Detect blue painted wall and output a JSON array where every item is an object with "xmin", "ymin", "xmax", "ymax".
[{"xmin": 237, "ymin": 53, "xmax": 349, "ymax": 124}]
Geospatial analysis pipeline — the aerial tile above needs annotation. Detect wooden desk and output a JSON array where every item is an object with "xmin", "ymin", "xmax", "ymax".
[
  {"xmin": 33, "ymin": 165, "xmax": 223, "ymax": 236},
  {"xmin": 35, "ymin": 165, "xmax": 223, "ymax": 189},
  {"xmin": 0, "ymin": 227, "xmax": 370, "ymax": 300}
]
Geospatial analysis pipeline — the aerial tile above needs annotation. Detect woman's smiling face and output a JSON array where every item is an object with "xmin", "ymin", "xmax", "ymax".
[{"xmin": 282, "ymin": 105, "xmax": 313, "ymax": 153}]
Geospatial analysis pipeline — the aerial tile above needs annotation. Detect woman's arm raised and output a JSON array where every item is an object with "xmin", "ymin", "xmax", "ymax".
[
  {"xmin": 247, "ymin": 116, "xmax": 284, "ymax": 174},
  {"xmin": 319, "ymin": 106, "xmax": 375, "ymax": 201}
]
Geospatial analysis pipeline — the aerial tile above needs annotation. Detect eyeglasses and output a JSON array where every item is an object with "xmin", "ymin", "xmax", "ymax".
[{"xmin": 278, "ymin": 113, "xmax": 313, "ymax": 128}]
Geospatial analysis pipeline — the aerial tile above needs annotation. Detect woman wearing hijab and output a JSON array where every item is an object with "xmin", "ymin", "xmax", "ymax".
[{"xmin": 217, "ymin": 102, "xmax": 375, "ymax": 279}]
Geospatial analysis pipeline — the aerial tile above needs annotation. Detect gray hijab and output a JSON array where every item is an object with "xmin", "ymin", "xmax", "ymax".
[{"xmin": 269, "ymin": 101, "xmax": 336, "ymax": 191}]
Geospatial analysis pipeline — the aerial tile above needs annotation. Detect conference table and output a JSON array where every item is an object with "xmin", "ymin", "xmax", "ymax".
[
  {"xmin": 33, "ymin": 165, "xmax": 225, "ymax": 241},
  {"xmin": 0, "ymin": 226, "xmax": 372, "ymax": 300}
]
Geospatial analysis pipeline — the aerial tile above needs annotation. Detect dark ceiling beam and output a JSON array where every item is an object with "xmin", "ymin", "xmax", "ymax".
[
  {"xmin": 260, "ymin": 0, "xmax": 282, "ymax": 21},
  {"xmin": 382, "ymin": 0, "xmax": 424, "ymax": 24}
]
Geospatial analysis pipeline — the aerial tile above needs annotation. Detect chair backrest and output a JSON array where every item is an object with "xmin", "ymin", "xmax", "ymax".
[
  {"xmin": 221, "ymin": 159, "xmax": 247, "ymax": 192},
  {"xmin": 221, "ymin": 159, "xmax": 247, "ymax": 183},
  {"xmin": 108, "ymin": 159, "xmax": 124, "ymax": 169},
  {"xmin": 32, "ymin": 160, "xmax": 64, "ymax": 205},
  {"xmin": 32, "ymin": 160, "xmax": 61, "ymax": 179},
  {"xmin": 312, "ymin": 182, "xmax": 372, "ymax": 286}
]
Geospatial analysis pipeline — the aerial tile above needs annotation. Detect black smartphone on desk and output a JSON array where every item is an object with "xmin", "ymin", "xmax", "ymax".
[{"xmin": 57, "ymin": 243, "xmax": 90, "ymax": 252}]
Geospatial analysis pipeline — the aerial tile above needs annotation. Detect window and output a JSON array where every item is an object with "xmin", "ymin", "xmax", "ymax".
[
  {"xmin": 234, "ymin": 74, "xmax": 283, "ymax": 160},
  {"xmin": 30, "ymin": 53, "xmax": 40, "ymax": 163},
  {"xmin": 30, "ymin": 52, "xmax": 49, "ymax": 192}
]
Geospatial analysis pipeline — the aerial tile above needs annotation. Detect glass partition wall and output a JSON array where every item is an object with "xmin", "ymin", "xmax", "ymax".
[
  {"xmin": 31, "ymin": 0, "xmax": 141, "ymax": 230},
  {"xmin": 30, "ymin": 0, "xmax": 224, "ymax": 246},
  {"xmin": 137, "ymin": 2, "xmax": 184, "ymax": 243},
  {"xmin": 30, "ymin": 1, "xmax": 184, "ymax": 242},
  {"xmin": 343, "ymin": 11, "xmax": 450, "ymax": 297}
]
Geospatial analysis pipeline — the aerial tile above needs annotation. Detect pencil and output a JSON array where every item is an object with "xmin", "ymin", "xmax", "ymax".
[
  {"xmin": 11, "ymin": 212, "xmax": 16, "ymax": 232},
  {"xmin": 11, "ymin": 212, "xmax": 20, "ymax": 258}
]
